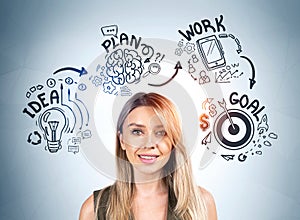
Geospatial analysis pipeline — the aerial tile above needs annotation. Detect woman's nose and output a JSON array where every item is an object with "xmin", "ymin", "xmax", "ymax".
[{"xmin": 144, "ymin": 133, "xmax": 160, "ymax": 148}]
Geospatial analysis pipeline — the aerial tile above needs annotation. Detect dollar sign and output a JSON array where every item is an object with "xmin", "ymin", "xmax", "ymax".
[
  {"xmin": 199, "ymin": 113, "xmax": 209, "ymax": 131},
  {"xmin": 209, "ymin": 104, "xmax": 217, "ymax": 117}
]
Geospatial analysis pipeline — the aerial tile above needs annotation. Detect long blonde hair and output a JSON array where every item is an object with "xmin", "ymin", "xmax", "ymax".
[{"xmin": 95, "ymin": 92, "xmax": 207, "ymax": 219}]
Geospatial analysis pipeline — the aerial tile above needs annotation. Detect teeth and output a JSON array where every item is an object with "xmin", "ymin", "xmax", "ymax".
[{"xmin": 140, "ymin": 155, "xmax": 157, "ymax": 160}]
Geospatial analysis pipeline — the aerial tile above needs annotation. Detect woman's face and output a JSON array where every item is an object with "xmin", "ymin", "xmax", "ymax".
[{"xmin": 120, "ymin": 106, "xmax": 173, "ymax": 179}]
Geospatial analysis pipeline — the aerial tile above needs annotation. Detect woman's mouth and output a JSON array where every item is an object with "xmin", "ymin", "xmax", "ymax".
[{"xmin": 138, "ymin": 154, "xmax": 159, "ymax": 164}]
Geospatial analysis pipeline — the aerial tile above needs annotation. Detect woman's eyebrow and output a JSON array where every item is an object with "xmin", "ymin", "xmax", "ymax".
[
  {"xmin": 127, "ymin": 123, "xmax": 164, "ymax": 128},
  {"xmin": 127, "ymin": 123, "xmax": 146, "ymax": 128}
]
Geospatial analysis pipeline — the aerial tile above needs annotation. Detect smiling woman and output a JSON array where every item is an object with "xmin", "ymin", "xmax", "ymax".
[
  {"xmin": 79, "ymin": 92, "xmax": 217, "ymax": 220},
  {"xmin": 119, "ymin": 106, "xmax": 173, "ymax": 183}
]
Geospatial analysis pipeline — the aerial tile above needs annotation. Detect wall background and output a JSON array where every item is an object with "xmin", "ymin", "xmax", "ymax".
[{"xmin": 0, "ymin": 0, "xmax": 299, "ymax": 219}]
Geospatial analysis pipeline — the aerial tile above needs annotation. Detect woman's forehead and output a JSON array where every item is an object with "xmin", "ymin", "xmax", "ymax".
[{"xmin": 124, "ymin": 106, "xmax": 165, "ymax": 127}]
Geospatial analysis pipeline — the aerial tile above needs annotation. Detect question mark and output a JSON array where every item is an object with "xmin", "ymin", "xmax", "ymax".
[{"xmin": 155, "ymin": 53, "xmax": 161, "ymax": 62}]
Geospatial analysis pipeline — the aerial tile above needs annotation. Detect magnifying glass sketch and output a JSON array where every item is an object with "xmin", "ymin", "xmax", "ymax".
[{"xmin": 143, "ymin": 63, "xmax": 161, "ymax": 78}]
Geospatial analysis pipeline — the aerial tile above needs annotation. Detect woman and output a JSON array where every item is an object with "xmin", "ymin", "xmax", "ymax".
[{"xmin": 79, "ymin": 92, "xmax": 217, "ymax": 220}]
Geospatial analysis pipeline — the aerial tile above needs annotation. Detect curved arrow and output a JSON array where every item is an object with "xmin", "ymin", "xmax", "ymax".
[
  {"xmin": 240, "ymin": 55, "xmax": 256, "ymax": 89},
  {"xmin": 238, "ymin": 153, "xmax": 247, "ymax": 162},
  {"xmin": 27, "ymin": 131, "xmax": 42, "ymax": 145},
  {"xmin": 148, "ymin": 61, "xmax": 182, "ymax": 87},
  {"xmin": 53, "ymin": 67, "xmax": 88, "ymax": 77}
]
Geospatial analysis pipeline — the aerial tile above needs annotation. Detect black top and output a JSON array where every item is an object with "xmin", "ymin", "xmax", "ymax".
[{"xmin": 93, "ymin": 186, "xmax": 180, "ymax": 220}]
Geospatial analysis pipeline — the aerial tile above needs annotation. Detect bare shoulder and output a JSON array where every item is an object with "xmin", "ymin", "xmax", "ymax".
[
  {"xmin": 199, "ymin": 186, "xmax": 218, "ymax": 220},
  {"xmin": 79, "ymin": 194, "xmax": 94, "ymax": 220}
]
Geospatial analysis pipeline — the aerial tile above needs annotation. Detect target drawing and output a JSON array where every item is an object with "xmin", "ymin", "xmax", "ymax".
[{"xmin": 214, "ymin": 109, "xmax": 254, "ymax": 150}]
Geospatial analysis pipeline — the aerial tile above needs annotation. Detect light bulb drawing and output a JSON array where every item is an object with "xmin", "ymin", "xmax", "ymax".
[{"xmin": 39, "ymin": 107, "xmax": 68, "ymax": 153}]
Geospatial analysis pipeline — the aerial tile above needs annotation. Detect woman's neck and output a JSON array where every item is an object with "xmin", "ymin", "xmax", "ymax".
[
  {"xmin": 132, "ymin": 179, "xmax": 169, "ymax": 220},
  {"xmin": 134, "ymin": 179, "xmax": 168, "ymax": 197}
]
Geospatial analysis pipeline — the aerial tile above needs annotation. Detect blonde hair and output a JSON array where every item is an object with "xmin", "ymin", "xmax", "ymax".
[{"xmin": 95, "ymin": 92, "xmax": 207, "ymax": 219}]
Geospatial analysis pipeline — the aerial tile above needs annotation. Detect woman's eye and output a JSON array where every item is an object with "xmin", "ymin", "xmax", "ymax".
[
  {"xmin": 131, "ymin": 129, "xmax": 144, "ymax": 136},
  {"xmin": 155, "ymin": 130, "xmax": 166, "ymax": 137}
]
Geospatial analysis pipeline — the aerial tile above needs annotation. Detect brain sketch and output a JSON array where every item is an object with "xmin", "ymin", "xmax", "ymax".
[{"xmin": 106, "ymin": 49, "xmax": 144, "ymax": 85}]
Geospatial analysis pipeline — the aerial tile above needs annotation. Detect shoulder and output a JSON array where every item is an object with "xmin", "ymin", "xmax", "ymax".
[
  {"xmin": 79, "ymin": 186, "xmax": 112, "ymax": 220},
  {"xmin": 79, "ymin": 194, "xmax": 94, "ymax": 220},
  {"xmin": 199, "ymin": 187, "xmax": 218, "ymax": 220}
]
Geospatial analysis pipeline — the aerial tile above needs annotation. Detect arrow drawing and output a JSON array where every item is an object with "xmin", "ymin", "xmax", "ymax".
[
  {"xmin": 53, "ymin": 67, "xmax": 88, "ymax": 77},
  {"xmin": 148, "ymin": 61, "xmax": 182, "ymax": 87},
  {"xmin": 240, "ymin": 55, "xmax": 256, "ymax": 89}
]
